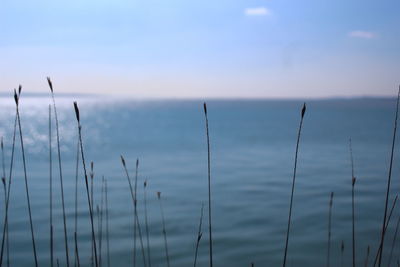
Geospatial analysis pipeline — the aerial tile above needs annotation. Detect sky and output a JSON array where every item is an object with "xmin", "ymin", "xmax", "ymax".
[{"xmin": 0, "ymin": 0, "xmax": 399, "ymax": 98}]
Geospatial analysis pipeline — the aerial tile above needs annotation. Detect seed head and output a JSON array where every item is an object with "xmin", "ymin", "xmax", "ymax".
[
  {"xmin": 301, "ymin": 103, "xmax": 306, "ymax": 118},
  {"xmin": 120, "ymin": 155, "xmax": 126, "ymax": 167},
  {"xmin": 47, "ymin": 77, "xmax": 53, "ymax": 93},
  {"xmin": 14, "ymin": 89, "xmax": 18, "ymax": 106},
  {"xmin": 73, "ymin": 101, "xmax": 80, "ymax": 122}
]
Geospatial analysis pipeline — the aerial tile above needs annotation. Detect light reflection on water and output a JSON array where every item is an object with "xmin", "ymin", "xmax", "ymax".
[{"xmin": 0, "ymin": 96, "xmax": 399, "ymax": 267}]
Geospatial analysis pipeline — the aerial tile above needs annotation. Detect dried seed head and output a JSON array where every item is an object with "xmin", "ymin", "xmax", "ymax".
[
  {"xmin": 203, "ymin": 102, "xmax": 207, "ymax": 115},
  {"xmin": 352, "ymin": 176, "xmax": 356, "ymax": 186},
  {"xmin": 1, "ymin": 177, "xmax": 5, "ymax": 186},
  {"xmin": 47, "ymin": 77, "xmax": 53, "ymax": 93},
  {"xmin": 18, "ymin": 85, "xmax": 22, "ymax": 96},
  {"xmin": 1, "ymin": 137, "xmax": 3, "ymax": 150},
  {"xmin": 73, "ymin": 101, "xmax": 80, "ymax": 122},
  {"xmin": 197, "ymin": 232, "xmax": 202, "ymax": 242},
  {"xmin": 329, "ymin": 191, "xmax": 334, "ymax": 206},
  {"xmin": 301, "ymin": 103, "xmax": 306, "ymax": 118},
  {"xmin": 120, "ymin": 155, "xmax": 126, "ymax": 167},
  {"xmin": 136, "ymin": 158, "xmax": 139, "ymax": 168},
  {"xmin": 91, "ymin": 161, "xmax": 94, "ymax": 172},
  {"xmin": 14, "ymin": 89, "xmax": 18, "ymax": 106},
  {"xmin": 157, "ymin": 191, "xmax": 161, "ymax": 199},
  {"xmin": 144, "ymin": 180, "xmax": 147, "ymax": 188}
]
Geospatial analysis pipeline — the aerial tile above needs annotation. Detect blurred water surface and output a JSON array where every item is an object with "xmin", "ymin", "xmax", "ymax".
[{"xmin": 0, "ymin": 96, "xmax": 399, "ymax": 266}]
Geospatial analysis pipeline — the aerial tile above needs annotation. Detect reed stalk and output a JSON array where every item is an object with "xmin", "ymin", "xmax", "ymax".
[
  {"xmin": 74, "ymin": 101, "xmax": 99, "ymax": 267},
  {"xmin": 97, "ymin": 205, "xmax": 101, "ymax": 267},
  {"xmin": 0, "ymin": 88, "xmax": 19, "ymax": 267},
  {"xmin": 373, "ymin": 195, "xmax": 398, "ymax": 266},
  {"xmin": 377, "ymin": 86, "xmax": 400, "ymax": 267},
  {"xmin": 327, "ymin": 192, "xmax": 334, "ymax": 267},
  {"xmin": 157, "ymin": 192, "xmax": 170, "ymax": 267},
  {"xmin": 74, "ymin": 140, "xmax": 80, "ymax": 267},
  {"xmin": 349, "ymin": 138, "xmax": 356, "ymax": 267},
  {"xmin": 194, "ymin": 203, "xmax": 204, "ymax": 267},
  {"xmin": 388, "ymin": 213, "xmax": 400, "ymax": 267},
  {"xmin": 90, "ymin": 161, "xmax": 94, "ymax": 267},
  {"xmin": 283, "ymin": 103, "xmax": 306, "ymax": 267},
  {"xmin": 133, "ymin": 160, "xmax": 138, "ymax": 267},
  {"xmin": 15, "ymin": 88, "xmax": 39, "ymax": 267},
  {"xmin": 144, "ymin": 179, "xmax": 151, "ymax": 267},
  {"xmin": 105, "ymin": 179, "xmax": 110, "ymax": 267},
  {"xmin": 49, "ymin": 105, "xmax": 54, "ymax": 267},
  {"xmin": 341, "ymin": 241, "xmax": 345, "ymax": 267},
  {"xmin": 120, "ymin": 156, "xmax": 147, "ymax": 267},
  {"xmin": 47, "ymin": 77, "xmax": 70, "ymax": 267},
  {"xmin": 203, "ymin": 102, "xmax": 213, "ymax": 267},
  {"xmin": 365, "ymin": 245, "xmax": 370, "ymax": 267},
  {"xmin": 74, "ymin": 231, "xmax": 80, "ymax": 267},
  {"xmin": 1, "ymin": 138, "xmax": 9, "ymax": 267},
  {"xmin": 99, "ymin": 177, "xmax": 105, "ymax": 267}
]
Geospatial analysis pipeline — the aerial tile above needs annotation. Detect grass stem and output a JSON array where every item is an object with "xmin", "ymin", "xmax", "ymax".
[
  {"xmin": 15, "ymin": 88, "xmax": 39, "ymax": 267},
  {"xmin": 283, "ymin": 103, "xmax": 306, "ymax": 267},
  {"xmin": 377, "ymin": 86, "xmax": 400, "ymax": 267},
  {"xmin": 194, "ymin": 203, "xmax": 204, "ymax": 267},
  {"xmin": 74, "ymin": 101, "xmax": 99, "ymax": 267},
  {"xmin": 47, "ymin": 77, "xmax": 70, "ymax": 267},
  {"xmin": 327, "ymin": 192, "xmax": 334, "ymax": 267},
  {"xmin": 203, "ymin": 102, "xmax": 213, "ymax": 267},
  {"xmin": 157, "ymin": 192, "xmax": 170, "ymax": 267}
]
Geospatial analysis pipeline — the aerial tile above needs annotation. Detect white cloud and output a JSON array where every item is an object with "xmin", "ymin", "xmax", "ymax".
[
  {"xmin": 348, "ymin": 31, "xmax": 376, "ymax": 39},
  {"xmin": 244, "ymin": 7, "xmax": 271, "ymax": 16}
]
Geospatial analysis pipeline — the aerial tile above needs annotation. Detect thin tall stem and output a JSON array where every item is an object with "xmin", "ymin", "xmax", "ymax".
[
  {"xmin": 97, "ymin": 206, "xmax": 100, "ymax": 267},
  {"xmin": 203, "ymin": 102, "xmax": 213, "ymax": 267},
  {"xmin": 0, "ymin": 98, "xmax": 18, "ymax": 267},
  {"xmin": 1, "ymin": 138, "xmax": 9, "ymax": 267},
  {"xmin": 74, "ymin": 101, "xmax": 99, "ymax": 267},
  {"xmin": 105, "ymin": 179, "xmax": 110, "ymax": 267},
  {"xmin": 341, "ymin": 241, "xmax": 345, "ymax": 267},
  {"xmin": 133, "ymin": 160, "xmax": 138, "ymax": 267},
  {"xmin": 99, "ymin": 177, "xmax": 105, "ymax": 267},
  {"xmin": 327, "ymin": 192, "xmax": 334, "ymax": 267},
  {"xmin": 74, "ymin": 140, "xmax": 80, "ymax": 267},
  {"xmin": 283, "ymin": 103, "xmax": 306, "ymax": 267},
  {"xmin": 120, "ymin": 156, "xmax": 147, "ymax": 267},
  {"xmin": 49, "ymin": 105, "xmax": 54, "ymax": 267},
  {"xmin": 373, "ymin": 195, "xmax": 398, "ymax": 267},
  {"xmin": 388, "ymin": 214, "xmax": 400, "ymax": 266},
  {"xmin": 16, "ymin": 89, "xmax": 39, "ymax": 267},
  {"xmin": 194, "ymin": 203, "xmax": 204, "ymax": 267},
  {"xmin": 157, "ymin": 192, "xmax": 170, "ymax": 267},
  {"xmin": 377, "ymin": 87, "xmax": 400, "ymax": 267},
  {"xmin": 47, "ymin": 77, "xmax": 70, "ymax": 267},
  {"xmin": 90, "ymin": 162, "xmax": 94, "ymax": 267},
  {"xmin": 144, "ymin": 180, "xmax": 151, "ymax": 267},
  {"xmin": 350, "ymin": 138, "xmax": 356, "ymax": 267},
  {"xmin": 365, "ymin": 245, "xmax": 370, "ymax": 267}
]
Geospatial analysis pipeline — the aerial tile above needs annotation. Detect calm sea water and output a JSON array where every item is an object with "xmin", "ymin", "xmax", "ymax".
[{"xmin": 0, "ymin": 96, "xmax": 399, "ymax": 267}]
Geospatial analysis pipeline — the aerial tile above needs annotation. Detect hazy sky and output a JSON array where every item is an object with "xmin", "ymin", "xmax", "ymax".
[{"xmin": 1, "ymin": 0, "xmax": 399, "ymax": 98}]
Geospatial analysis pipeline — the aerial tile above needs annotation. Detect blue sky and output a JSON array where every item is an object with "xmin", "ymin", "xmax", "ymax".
[{"xmin": 0, "ymin": 0, "xmax": 399, "ymax": 98}]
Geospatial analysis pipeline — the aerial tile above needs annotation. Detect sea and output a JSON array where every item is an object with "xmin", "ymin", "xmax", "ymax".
[{"xmin": 0, "ymin": 95, "xmax": 399, "ymax": 267}]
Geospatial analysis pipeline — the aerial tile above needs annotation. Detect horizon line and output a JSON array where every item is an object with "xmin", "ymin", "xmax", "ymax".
[{"xmin": 0, "ymin": 92, "xmax": 398, "ymax": 101}]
